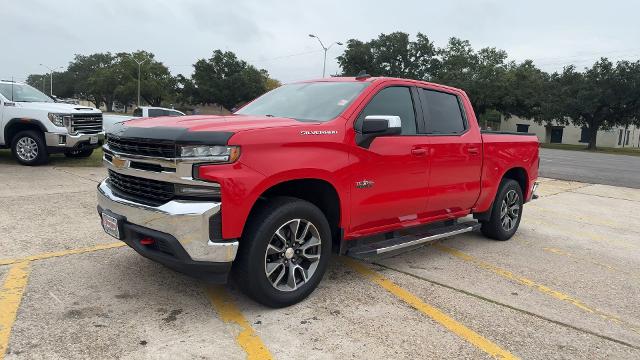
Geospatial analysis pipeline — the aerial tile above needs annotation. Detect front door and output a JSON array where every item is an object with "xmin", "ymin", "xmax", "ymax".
[
  {"xmin": 418, "ymin": 87, "xmax": 482, "ymax": 219},
  {"xmin": 349, "ymin": 85, "xmax": 430, "ymax": 236}
]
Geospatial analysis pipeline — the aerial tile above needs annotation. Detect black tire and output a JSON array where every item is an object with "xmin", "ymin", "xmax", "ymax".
[
  {"xmin": 65, "ymin": 149, "xmax": 94, "ymax": 158},
  {"xmin": 480, "ymin": 179, "xmax": 523, "ymax": 241},
  {"xmin": 233, "ymin": 197, "xmax": 332, "ymax": 308},
  {"xmin": 10, "ymin": 130, "xmax": 49, "ymax": 166}
]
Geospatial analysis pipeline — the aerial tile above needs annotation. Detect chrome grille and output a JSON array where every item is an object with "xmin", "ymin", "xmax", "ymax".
[
  {"xmin": 71, "ymin": 114, "xmax": 103, "ymax": 134},
  {"xmin": 107, "ymin": 136, "xmax": 177, "ymax": 158},
  {"xmin": 107, "ymin": 170, "xmax": 174, "ymax": 205}
]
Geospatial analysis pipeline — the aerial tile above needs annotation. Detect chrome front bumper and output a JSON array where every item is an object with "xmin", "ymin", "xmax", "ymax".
[
  {"xmin": 45, "ymin": 131, "xmax": 105, "ymax": 148},
  {"xmin": 97, "ymin": 180, "xmax": 238, "ymax": 263}
]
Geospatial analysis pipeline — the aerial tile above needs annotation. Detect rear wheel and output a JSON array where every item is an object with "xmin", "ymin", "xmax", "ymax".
[
  {"xmin": 233, "ymin": 197, "xmax": 331, "ymax": 308},
  {"xmin": 480, "ymin": 179, "xmax": 523, "ymax": 241},
  {"xmin": 11, "ymin": 130, "xmax": 49, "ymax": 166},
  {"xmin": 65, "ymin": 149, "xmax": 94, "ymax": 158}
]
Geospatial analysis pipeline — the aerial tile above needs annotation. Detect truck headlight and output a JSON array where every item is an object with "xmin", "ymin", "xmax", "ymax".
[
  {"xmin": 179, "ymin": 145, "xmax": 240, "ymax": 163},
  {"xmin": 48, "ymin": 113, "xmax": 70, "ymax": 127}
]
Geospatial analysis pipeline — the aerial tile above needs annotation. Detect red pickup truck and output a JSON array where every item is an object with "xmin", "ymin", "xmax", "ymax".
[{"xmin": 97, "ymin": 76, "xmax": 539, "ymax": 307}]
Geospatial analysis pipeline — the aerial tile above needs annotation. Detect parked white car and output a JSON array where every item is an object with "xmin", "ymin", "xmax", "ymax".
[
  {"xmin": 0, "ymin": 80, "xmax": 104, "ymax": 165},
  {"xmin": 103, "ymin": 106, "xmax": 185, "ymax": 132}
]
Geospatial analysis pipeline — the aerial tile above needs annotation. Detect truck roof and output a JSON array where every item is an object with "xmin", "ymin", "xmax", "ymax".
[{"xmin": 296, "ymin": 76, "xmax": 465, "ymax": 94}]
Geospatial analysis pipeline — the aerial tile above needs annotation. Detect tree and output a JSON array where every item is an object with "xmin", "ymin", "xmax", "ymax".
[
  {"xmin": 114, "ymin": 51, "xmax": 176, "ymax": 108},
  {"xmin": 337, "ymin": 33, "xmax": 547, "ymax": 120},
  {"xmin": 192, "ymin": 50, "xmax": 270, "ymax": 110},
  {"xmin": 67, "ymin": 52, "xmax": 117, "ymax": 109},
  {"xmin": 337, "ymin": 32, "xmax": 438, "ymax": 79},
  {"xmin": 538, "ymin": 58, "xmax": 640, "ymax": 150}
]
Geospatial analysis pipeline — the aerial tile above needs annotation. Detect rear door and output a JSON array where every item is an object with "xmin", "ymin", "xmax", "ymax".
[
  {"xmin": 418, "ymin": 87, "xmax": 482, "ymax": 219},
  {"xmin": 349, "ymin": 84, "xmax": 431, "ymax": 236}
]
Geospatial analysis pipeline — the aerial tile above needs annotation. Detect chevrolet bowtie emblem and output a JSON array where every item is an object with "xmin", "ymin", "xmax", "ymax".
[{"xmin": 112, "ymin": 156, "xmax": 127, "ymax": 169}]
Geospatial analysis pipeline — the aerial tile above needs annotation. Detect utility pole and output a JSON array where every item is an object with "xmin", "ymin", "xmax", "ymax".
[
  {"xmin": 126, "ymin": 54, "xmax": 148, "ymax": 108},
  {"xmin": 308, "ymin": 34, "xmax": 343, "ymax": 78}
]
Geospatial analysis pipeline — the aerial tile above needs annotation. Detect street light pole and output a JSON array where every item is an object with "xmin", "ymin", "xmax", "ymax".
[
  {"xmin": 39, "ymin": 64, "xmax": 61, "ymax": 96},
  {"xmin": 127, "ymin": 54, "xmax": 148, "ymax": 108},
  {"xmin": 308, "ymin": 34, "xmax": 343, "ymax": 78}
]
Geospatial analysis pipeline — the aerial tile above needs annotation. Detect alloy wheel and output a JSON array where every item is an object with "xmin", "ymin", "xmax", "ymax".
[
  {"xmin": 264, "ymin": 219, "xmax": 322, "ymax": 292},
  {"xmin": 16, "ymin": 137, "xmax": 38, "ymax": 161},
  {"xmin": 500, "ymin": 189, "xmax": 520, "ymax": 231}
]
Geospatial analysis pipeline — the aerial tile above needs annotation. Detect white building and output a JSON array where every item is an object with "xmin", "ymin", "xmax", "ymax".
[{"xmin": 501, "ymin": 116, "xmax": 640, "ymax": 148}]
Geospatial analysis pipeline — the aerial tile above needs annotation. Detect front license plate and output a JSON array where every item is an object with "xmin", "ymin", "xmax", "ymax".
[
  {"xmin": 101, "ymin": 212, "xmax": 121, "ymax": 239},
  {"xmin": 90, "ymin": 136, "xmax": 99, "ymax": 144}
]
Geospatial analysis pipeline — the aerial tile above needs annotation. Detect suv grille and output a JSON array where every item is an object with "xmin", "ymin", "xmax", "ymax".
[
  {"xmin": 107, "ymin": 170, "xmax": 174, "ymax": 205},
  {"xmin": 107, "ymin": 136, "xmax": 177, "ymax": 158},
  {"xmin": 71, "ymin": 114, "xmax": 103, "ymax": 134}
]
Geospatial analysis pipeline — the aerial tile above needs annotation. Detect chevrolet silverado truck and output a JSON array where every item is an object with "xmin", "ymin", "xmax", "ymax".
[
  {"xmin": 97, "ymin": 76, "xmax": 539, "ymax": 307},
  {"xmin": 0, "ymin": 80, "xmax": 104, "ymax": 165}
]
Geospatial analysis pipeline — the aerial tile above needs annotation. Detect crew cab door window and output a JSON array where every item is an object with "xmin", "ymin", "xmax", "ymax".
[
  {"xmin": 357, "ymin": 86, "xmax": 417, "ymax": 135},
  {"xmin": 133, "ymin": 108, "xmax": 143, "ymax": 117},
  {"xmin": 421, "ymin": 89, "xmax": 466, "ymax": 134}
]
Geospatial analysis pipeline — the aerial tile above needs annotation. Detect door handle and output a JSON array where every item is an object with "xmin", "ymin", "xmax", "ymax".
[
  {"xmin": 467, "ymin": 147, "xmax": 480, "ymax": 155},
  {"xmin": 411, "ymin": 148, "xmax": 427, "ymax": 156}
]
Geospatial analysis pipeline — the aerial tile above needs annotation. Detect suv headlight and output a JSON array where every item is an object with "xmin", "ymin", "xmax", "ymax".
[
  {"xmin": 179, "ymin": 145, "xmax": 241, "ymax": 163},
  {"xmin": 48, "ymin": 113, "xmax": 71, "ymax": 127}
]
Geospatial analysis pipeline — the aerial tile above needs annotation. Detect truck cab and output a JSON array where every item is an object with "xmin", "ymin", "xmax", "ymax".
[{"xmin": 0, "ymin": 80, "xmax": 104, "ymax": 165}]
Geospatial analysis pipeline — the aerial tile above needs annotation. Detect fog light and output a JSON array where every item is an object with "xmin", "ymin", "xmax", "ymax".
[{"xmin": 58, "ymin": 135, "xmax": 66, "ymax": 145}]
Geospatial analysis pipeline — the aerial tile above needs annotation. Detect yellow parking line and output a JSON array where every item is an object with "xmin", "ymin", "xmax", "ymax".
[
  {"xmin": 341, "ymin": 257, "xmax": 518, "ymax": 360},
  {"xmin": 433, "ymin": 244, "xmax": 639, "ymax": 334},
  {"xmin": 0, "ymin": 242, "xmax": 126, "ymax": 266},
  {"xmin": 0, "ymin": 261, "xmax": 31, "ymax": 360},
  {"xmin": 206, "ymin": 286, "xmax": 273, "ymax": 360}
]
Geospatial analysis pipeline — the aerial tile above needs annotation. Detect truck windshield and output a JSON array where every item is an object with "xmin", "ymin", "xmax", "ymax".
[
  {"xmin": 235, "ymin": 82, "xmax": 369, "ymax": 122},
  {"xmin": 0, "ymin": 83, "xmax": 54, "ymax": 103}
]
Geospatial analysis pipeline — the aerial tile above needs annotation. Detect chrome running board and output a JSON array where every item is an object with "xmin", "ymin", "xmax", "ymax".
[{"xmin": 347, "ymin": 221, "xmax": 480, "ymax": 259}]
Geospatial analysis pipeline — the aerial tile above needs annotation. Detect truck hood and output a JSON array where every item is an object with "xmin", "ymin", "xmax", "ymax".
[
  {"xmin": 15, "ymin": 101, "xmax": 100, "ymax": 113},
  {"xmin": 108, "ymin": 114, "xmax": 311, "ymax": 145},
  {"xmin": 122, "ymin": 114, "xmax": 306, "ymax": 133}
]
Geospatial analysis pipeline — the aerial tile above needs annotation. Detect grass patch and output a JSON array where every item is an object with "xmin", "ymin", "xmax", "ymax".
[
  {"xmin": 540, "ymin": 143, "xmax": 640, "ymax": 156},
  {"xmin": 0, "ymin": 147, "xmax": 104, "ymax": 167}
]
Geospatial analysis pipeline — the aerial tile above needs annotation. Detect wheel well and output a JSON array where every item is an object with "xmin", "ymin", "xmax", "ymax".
[
  {"xmin": 4, "ymin": 119, "xmax": 45, "ymax": 145},
  {"xmin": 503, "ymin": 167, "xmax": 528, "ymax": 196},
  {"xmin": 474, "ymin": 167, "xmax": 528, "ymax": 222},
  {"xmin": 250, "ymin": 179, "xmax": 342, "ymax": 251}
]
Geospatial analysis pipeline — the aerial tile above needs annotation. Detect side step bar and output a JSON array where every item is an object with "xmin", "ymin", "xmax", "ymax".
[{"xmin": 347, "ymin": 221, "xmax": 481, "ymax": 260}]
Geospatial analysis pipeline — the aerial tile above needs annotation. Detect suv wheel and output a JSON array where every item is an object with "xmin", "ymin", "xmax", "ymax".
[
  {"xmin": 11, "ymin": 130, "xmax": 49, "ymax": 166},
  {"xmin": 480, "ymin": 179, "xmax": 523, "ymax": 241},
  {"xmin": 65, "ymin": 149, "xmax": 94, "ymax": 158},
  {"xmin": 233, "ymin": 197, "xmax": 332, "ymax": 308}
]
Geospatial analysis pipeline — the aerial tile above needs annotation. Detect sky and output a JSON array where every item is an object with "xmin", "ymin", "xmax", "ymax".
[{"xmin": 3, "ymin": 0, "xmax": 640, "ymax": 84}]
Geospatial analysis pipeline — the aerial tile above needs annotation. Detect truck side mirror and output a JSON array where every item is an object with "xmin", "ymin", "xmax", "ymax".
[{"xmin": 356, "ymin": 115, "xmax": 402, "ymax": 148}]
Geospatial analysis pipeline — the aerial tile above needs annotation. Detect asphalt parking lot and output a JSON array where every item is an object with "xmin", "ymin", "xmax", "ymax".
[{"xmin": 1, "ymin": 162, "xmax": 640, "ymax": 359}]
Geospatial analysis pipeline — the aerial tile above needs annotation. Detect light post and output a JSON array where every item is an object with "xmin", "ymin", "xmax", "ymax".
[
  {"xmin": 126, "ymin": 54, "xmax": 148, "ymax": 108},
  {"xmin": 39, "ymin": 64, "xmax": 62, "ymax": 96},
  {"xmin": 308, "ymin": 34, "xmax": 343, "ymax": 78}
]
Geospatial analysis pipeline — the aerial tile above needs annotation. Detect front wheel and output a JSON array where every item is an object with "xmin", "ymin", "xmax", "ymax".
[
  {"xmin": 11, "ymin": 130, "xmax": 49, "ymax": 166},
  {"xmin": 480, "ymin": 179, "xmax": 523, "ymax": 241},
  {"xmin": 233, "ymin": 197, "xmax": 332, "ymax": 308}
]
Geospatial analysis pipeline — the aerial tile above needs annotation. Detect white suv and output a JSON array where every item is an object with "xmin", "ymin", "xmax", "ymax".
[{"xmin": 0, "ymin": 80, "xmax": 104, "ymax": 165}]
